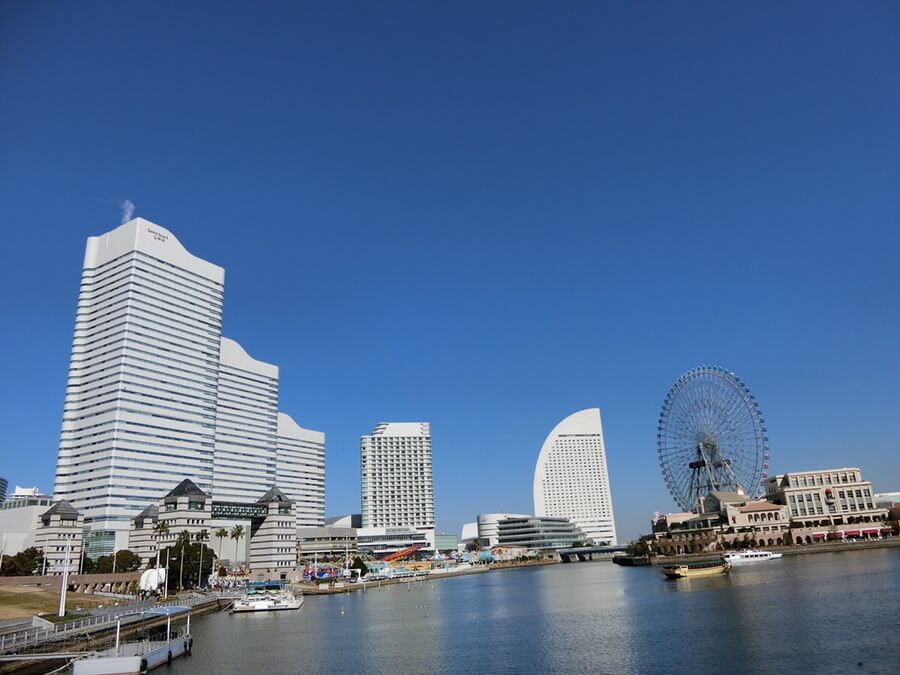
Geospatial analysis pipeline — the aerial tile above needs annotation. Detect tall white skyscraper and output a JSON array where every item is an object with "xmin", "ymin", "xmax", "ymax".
[
  {"xmin": 360, "ymin": 422, "xmax": 434, "ymax": 536},
  {"xmin": 276, "ymin": 412, "xmax": 325, "ymax": 527},
  {"xmin": 53, "ymin": 218, "xmax": 324, "ymax": 547},
  {"xmin": 213, "ymin": 338, "xmax": 279, "ymax": 502},
  {"xmin": 533, "ymin": 408, "xmax": 617, "ymax": 545}
]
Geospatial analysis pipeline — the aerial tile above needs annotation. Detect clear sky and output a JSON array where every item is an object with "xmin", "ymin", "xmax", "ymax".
[{"xmin": 2, "ymin": 2, "xmax": 899, "ymax": 542}]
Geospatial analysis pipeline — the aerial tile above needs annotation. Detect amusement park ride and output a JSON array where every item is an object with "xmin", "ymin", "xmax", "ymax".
[{"xmin": 657, "ymin": 365, "xmax": 770, "ymax": 512}]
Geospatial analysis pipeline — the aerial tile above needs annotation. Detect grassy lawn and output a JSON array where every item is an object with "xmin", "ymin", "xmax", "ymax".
[{"xmin": 0, "ymin": 586, "xmax": 115, "ymax": 621}]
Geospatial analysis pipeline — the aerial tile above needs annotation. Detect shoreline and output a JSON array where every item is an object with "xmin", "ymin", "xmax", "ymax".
[
  {"xmin": 649, "ymin": 535, "xmax": 900, "ymax": 565},
  {"xmin": 301, "ymin": 558, "xmax": 558, "ymax": 595}
]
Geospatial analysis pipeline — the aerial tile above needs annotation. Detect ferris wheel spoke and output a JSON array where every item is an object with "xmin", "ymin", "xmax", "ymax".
[{"xmin": 657, "ymin": 366, "xmax": 768, "ymax": 506}]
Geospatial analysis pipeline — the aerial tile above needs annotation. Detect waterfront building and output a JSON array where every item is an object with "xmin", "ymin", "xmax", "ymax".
[
  {"xmin": 764, "ymin": 468, "xmax": 888, "ymax": 526},
  {"xmin": 129, "ymin": 504, "xmax": 159, "ymax": 567},
  {"xmin": 249, "ymin": 487, "xmax": 297, "ymax": 579},
  {"xmin": 533, "ymin": 409, "xmax": 617, "ymax": 546},
  {"xmin": 297, "ymin": 526, "xmax": 358, "ymax": 559},
  {"xmin": 460, "ymin": 522, "xmax": 479, "ymax": 548},
  {"xmin": 434, "ymin": 533, "xmax": 459, "ymax": 553},
  {"xmin": 35, "ymin": 501, "xmax": 84, "ymax": 574},
  {"xmin": 0, "ymin": 490, "xmax": 53, "ymax": 556},
  {"xmin": 496, "ymin": 516, "xmax": 587, "ymax": 550},
  {"xmin": 360, "ymin": 422, "xmax": 435, "ymax": 549},
  {"xmin": 476, "ymin": 513, "xmax": 530, "ymax": 547},
  {"xmin": 356, "ymin": 527, "xmax": 432, "ymax": 556},
  {"xmin": 157, "ymin": 479, "xmax": 212, "ymax": 548},
  {"xmin": 52, "ymin": 219, "xmax": 325, "ymax": 548},
  {"xmin": 277, "ymin": 413, "xmax": 325, "ymax": 527},
  {"xmin": 0, "ymin": 477, "xmax": 7, "ymax": 503},
  {"xmin": 764, "ymin": 468, "xmax": 890, "ymax": 542}
]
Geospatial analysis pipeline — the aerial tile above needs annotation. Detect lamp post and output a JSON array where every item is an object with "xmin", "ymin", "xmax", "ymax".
[{"xmin": 57, "ymin": 537, "xmax": 72, "ymax": 617}]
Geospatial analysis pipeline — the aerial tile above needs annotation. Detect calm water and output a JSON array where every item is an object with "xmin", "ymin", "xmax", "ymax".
[{"xmin": 169, "ymin": 550, "xmax": 900, "ymax": 674}]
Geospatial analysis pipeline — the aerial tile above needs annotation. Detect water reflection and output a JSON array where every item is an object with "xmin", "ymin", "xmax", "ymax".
[{"xmin": 169, "ymin": 550, "xmax": 900, "ymax": 675}]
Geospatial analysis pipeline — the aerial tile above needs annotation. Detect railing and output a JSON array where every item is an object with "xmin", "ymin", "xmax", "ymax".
[{"xmin": 0, "ymin": 591, "xmax": 230, "ymax": 655}]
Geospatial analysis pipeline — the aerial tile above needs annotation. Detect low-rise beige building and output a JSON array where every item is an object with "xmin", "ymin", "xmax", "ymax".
[
  {"xmin": 35, "ymin": 501, "xmax": 84, "ymax": 574},
  {"xmin": 249, "ymin": 487, "xmax": 297, "ymax": 579},
  {"xmin": 764, "ymin": 468, "xmax": 889, "ymax": 541},
  {"xmin": 129, "ymin": 504, "xmax": 159, "ymax": 567},
  {"xmin": 157, "ymin": 479, "xmax": 212, "ymax": 547}
]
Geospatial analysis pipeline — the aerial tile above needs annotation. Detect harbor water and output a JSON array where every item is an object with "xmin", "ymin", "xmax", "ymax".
[{"xmin": 169, "ymin": 549, "xmax": 900, "ymax": 674}]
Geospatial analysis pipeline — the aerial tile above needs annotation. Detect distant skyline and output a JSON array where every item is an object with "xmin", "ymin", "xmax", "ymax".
[{"xmin": 2, "ymin": 3, "xmax": 899, "ymax": 541}]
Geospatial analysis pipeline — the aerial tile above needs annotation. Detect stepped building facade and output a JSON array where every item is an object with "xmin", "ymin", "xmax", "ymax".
[{"xmin": 53, "ymin": 219, "xmax": 325, "ymax": 549}]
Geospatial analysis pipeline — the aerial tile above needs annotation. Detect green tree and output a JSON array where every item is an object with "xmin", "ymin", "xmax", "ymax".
[
  {"xmin": 350, "ymin": 557, "xmax": 368, "ymax": 577},
  {"xmin": 165, "ymin": 533, "xmax": 216, "ymax": 592},
  {"xmin": 93, "ymin": 550, "xmax": 142, "ymax": 573},
  {"xmin": 0, "ymin": 547, "xmax": 44, "ymax": 576},
  {"xmin": 195, "ymin": 529, "xmax": 210, "ymax": 588},
  {"xmin": 230, "ymin": 525, "xmax": 245, "ymax": 566},
  {"xmin": 214, "ymin": 528, "xmax": 229, "ymax": 561}
]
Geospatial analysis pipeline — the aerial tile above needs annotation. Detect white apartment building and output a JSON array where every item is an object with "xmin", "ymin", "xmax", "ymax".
[
  {"xmin": 276, "ymin": 413, "xmax": 325, "ymax": 527},
  {"xmin": 53, "ymin": 219, "xmax": 325, "ymax": 549},
  {"xmin": 360, "ymin": 422, "xmax": 434, "ymax": 548},
  {"xmin": 533, "ymin": 408, "xmax": 618, "ymax": 546}
]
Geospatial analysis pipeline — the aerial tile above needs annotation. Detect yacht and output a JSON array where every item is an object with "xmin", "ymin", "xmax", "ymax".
[
  {"xmin": 231, "ymin": 582, "xmax": 303, "ymax": 613},
  {"xmin": 723, "ymin": 549, "xmax": 783, "ymax": 564}
]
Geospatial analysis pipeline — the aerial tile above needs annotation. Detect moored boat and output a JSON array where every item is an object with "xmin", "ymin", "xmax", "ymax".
[
  {"xmin": 662, "ymin": 559, "xmax": 730, "ymax": 579},
  {"xmin": 723, "ymin": 549, "xmax": 783, "ymax": 564},
  {"xmin": 231, "ymin": 581, "xmax": 303, "ymax": 613}
]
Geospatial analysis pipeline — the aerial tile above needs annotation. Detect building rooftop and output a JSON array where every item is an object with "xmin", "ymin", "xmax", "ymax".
[
  {"xmin": 739, "ymin": 501, "xmax": 783, "ymax": 512},
  {"xmin": 257, "ymin": 486, "xmax": 292, "ymax": 503},
  {"xmin": 165, "ymin": 479, "xmax": 208, "ymax": 498},
  {"xmin": 134, "ymin": 504, "xmax": 159, "ymax": 521},
  {"xmin": 42, "ymin": 500, "xmax": 80, "ymax": 518}
]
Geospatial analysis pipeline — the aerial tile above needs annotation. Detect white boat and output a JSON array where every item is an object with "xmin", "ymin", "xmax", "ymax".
[
  {"xmin": 723, "ymin": 550, "xmax": 783, "ymax": 564},
  {"xmin": 231, "ymin": 591, "xmax": 303, "ymax": 613},
  {"xmin": 231, "ymin": 583, "xmax": 303, "ymax": 613}
]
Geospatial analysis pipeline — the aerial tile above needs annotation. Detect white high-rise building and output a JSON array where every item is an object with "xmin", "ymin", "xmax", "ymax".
[
  {"xmin": 360, "ymin": 422, "xmax": 435, "ymax": 546},
  {"xmin": 533, "ymin": 408, "xmax": 617, "ymax": 545},
  {"xmin": 213, "ymin": 338, "xmax": 279, "ymax": 502},
  {"xmin": 276, "ymin": 413, "xmax": 325, "ymax": 527},
  {"xmin": 53, "ymin": 218, "xmax": 324, "ymax": 548}
]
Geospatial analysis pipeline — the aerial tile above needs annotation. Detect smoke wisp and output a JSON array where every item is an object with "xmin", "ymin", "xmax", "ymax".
[{"xmin": 120, "ymin": 199, "xmax": 136, "ymax": 224}]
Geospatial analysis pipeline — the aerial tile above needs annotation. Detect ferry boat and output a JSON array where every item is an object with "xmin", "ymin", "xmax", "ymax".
[
  {"xmin": 231, "ymin": 582, "xmax": 303, "ymax": 613},
  {"xmin": 73, "ymin": 606, "xmax": 192, "ymax": 674},
  {"xmin": 661, "ymin": 559, "xmax": 730, "ymax": 579},
  {"xmin": 723, "ymin": 550, "xmax": 783, "ymax": 564}
]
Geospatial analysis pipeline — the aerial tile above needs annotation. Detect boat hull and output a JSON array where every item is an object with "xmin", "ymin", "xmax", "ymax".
[{"xmin": 662, "ymin": 561, "xmax": 730, "ymax": 579}]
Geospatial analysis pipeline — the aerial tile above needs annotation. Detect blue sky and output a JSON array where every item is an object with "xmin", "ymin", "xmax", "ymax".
[{"xmin": 2, "ymin": 2, "xmax": 899, "ymax": 541}]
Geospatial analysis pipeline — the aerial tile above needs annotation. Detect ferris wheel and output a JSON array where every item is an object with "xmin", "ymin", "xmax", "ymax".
[{"xmin": 657, "ymin": 365, "xmax": 769, "ymax": 512}]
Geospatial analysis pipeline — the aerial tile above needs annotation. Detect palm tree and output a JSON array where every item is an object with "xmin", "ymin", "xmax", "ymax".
[
  {"xmin": 215, "ymin": 528, "xmax": 228, "ymax": 562},
  {"xmin": 195, "ymin": 529, "xmax": 210, "ymax": 589},
  {"xmin": 176, "ymin": 530, "xmax": 191, "ymax": 592},
  {"xmin": 230, "ymin": 525, "xmax": 245, "ymax": 568}
]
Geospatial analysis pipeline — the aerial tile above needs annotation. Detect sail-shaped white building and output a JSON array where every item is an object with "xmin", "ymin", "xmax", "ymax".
[{"xmin": 533, "ymin": 408, "xmax": 617, "ymax": 545}]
